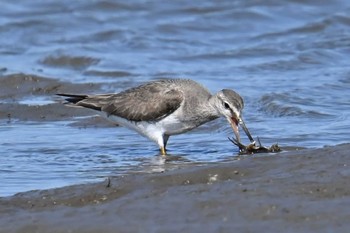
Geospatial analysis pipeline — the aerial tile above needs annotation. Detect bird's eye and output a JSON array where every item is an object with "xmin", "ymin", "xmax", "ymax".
[{"xmin": 224, "ymin": 102, "xmax": 230, "ymax": 109}]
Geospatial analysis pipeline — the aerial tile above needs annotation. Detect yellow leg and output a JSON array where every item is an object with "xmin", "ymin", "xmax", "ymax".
[{"xmin": 160, "ymin": 146, "xmax": 167, "ymax": 156}]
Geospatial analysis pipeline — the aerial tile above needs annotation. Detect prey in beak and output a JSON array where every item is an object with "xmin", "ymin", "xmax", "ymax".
[{"xmin": 228, "ymin": 117, "xmax": 255, "ymax": 144}]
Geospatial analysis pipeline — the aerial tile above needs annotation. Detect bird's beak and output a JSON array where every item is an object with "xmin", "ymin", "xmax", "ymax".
[
  {"xmin": 229, "ymin": 117, "xmax": 240, "ymax": 142},
  {"xmin": 239, "ymin": 118, "xmax": 255, "ymax": 143},
  {"xmin": 228, "ymin": 117, "xmax": 255, "ymax": 143}
]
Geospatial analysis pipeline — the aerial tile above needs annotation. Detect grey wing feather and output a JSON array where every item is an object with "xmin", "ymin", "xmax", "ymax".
[{"xmin": 102, "ymin": 83, "xmax": 183, "ymax": 121}]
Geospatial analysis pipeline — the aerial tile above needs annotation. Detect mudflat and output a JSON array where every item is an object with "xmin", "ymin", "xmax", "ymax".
[{"xmin": 1, "ymin": 143, "xmax": 349, "ymax": 233}]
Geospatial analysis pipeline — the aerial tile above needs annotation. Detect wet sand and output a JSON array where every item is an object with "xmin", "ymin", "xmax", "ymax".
[{"xmin": 1, "ymin": 143, "xmax": 349, "ymax": 233}]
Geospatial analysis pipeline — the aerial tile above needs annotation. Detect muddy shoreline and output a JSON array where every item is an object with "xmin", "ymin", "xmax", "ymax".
[{"xmin": 1, "ymin": 143, "xmax": 349, "ymax": 233}]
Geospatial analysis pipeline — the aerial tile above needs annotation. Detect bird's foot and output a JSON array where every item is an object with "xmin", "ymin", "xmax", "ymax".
[{"xmin": 160, "ymin": 147, "xmax": 167, "ymax": 156}]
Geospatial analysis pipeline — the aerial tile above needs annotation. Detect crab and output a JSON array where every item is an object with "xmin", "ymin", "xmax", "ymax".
[{"xmin": 229, "ymin": 137, "xmax": 281, "ymax": 155}]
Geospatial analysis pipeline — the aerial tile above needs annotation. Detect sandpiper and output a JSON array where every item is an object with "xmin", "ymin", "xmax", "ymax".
[{"xmin": 58, "ymin": 79, "xmax": 254, "ymax": 155}]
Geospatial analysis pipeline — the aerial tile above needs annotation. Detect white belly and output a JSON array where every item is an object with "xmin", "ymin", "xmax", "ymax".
[
  {"xmin": 157, "ymin": 113, "xmax": 196, "ymax": 135},
  {"xmin": 101, "ymin": 111, "xmax": 196, "ymax": 144}
]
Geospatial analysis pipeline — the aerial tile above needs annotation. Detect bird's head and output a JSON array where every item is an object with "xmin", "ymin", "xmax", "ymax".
[{"xmin": 214, "ymin": 89, "xmax": 254, "ymax": 143}]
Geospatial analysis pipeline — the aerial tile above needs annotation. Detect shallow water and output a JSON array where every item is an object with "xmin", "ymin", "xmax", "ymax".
[{"xmin": 1, "ymin": 0, "xmax": 350, "ymax": 196}]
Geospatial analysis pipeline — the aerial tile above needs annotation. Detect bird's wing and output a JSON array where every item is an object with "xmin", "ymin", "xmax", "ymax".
[{"xmin": 101, "ymin": 82, "xmax": 183, "ymax": 121}]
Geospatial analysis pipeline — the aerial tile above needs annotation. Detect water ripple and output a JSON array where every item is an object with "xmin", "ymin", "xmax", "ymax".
[{"xmin": 258, "ymin": 93, "xmax": 333, "ymax": 118}]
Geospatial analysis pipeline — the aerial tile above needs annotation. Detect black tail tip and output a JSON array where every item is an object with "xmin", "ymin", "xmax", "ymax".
[{"xmin": 56, "ymin": 93, "xmax": 88, "ymax": 104}]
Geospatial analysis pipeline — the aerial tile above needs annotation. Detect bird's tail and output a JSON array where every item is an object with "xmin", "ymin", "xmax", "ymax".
[
  {"xmin": 57, "ymin": 93, "xmax": 103, "ymax": 111},
  {"xmin": 56, "ymin": 93, "xmax": 88, "ymax": 104}
]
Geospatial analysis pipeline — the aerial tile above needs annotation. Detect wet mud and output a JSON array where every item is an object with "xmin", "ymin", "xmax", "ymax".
[{"xmin": 1, "ymin": 143, "xmax": 349, "ymax": 233}]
